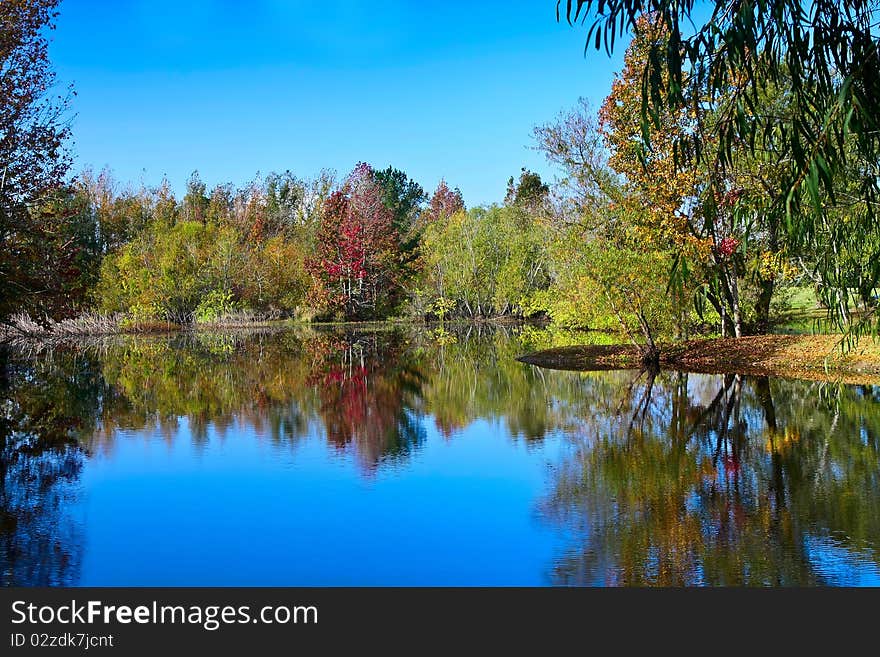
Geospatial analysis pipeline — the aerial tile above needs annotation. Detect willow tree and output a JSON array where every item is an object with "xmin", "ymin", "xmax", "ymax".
[{"xmin": 559, "ymin": 0, "xmax": 880, "ymax": 338}]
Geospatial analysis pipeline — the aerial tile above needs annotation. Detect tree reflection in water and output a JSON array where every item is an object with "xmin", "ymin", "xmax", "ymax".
[
  {"xmin": 540, "ymin": 368, "xmax": 880, "ymax": 585},
  {"xmin": 2, "ymin": 328, "xmax": 880, "ymax": 586},
  {"xmin": 0, "ymin": 346, "xmax": 95, "ymax": 586},
  {"xmin": 307, "ymin": 331, "xmax": 427, "ymax": 472}
]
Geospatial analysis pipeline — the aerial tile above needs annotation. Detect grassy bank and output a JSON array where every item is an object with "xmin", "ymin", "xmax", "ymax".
[{"xmin": 518, "ymin": 334, "xmax": 880, "ymax": 384}]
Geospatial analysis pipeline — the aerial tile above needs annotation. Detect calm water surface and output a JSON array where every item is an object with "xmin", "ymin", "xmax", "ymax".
[{"xmin": 2, "ymin": 327, "xmax": 879, "ymax": 586}]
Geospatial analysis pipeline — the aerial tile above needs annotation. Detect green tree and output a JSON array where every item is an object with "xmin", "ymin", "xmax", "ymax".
[
  {"xmin": 28, "ymin": 184, "xmax": 102, "ymax": 314},
  {"xmin": 373, "ymin": 166, "xmax": 426, "ymax": 236},
  {"xmin": 181, "ymin": 170, "xmax": 208, "ymax": 224},
  {"xmin": 373, "ymin": 166, "xmax": 427, "ymax": 289},
  {"xmin": 532, "ymin": 75, "xmax": 694, "ymax": 351},
  {"xmin": 97, "ymin": 220, "xmax": 239, "ymax": 323},
  {"xmin": 420, "ymin": 205, "xmax": 549, "ymax": 318},
  {"xmin": 505, "ymin": 168, "xmax": 550, "ymax": 215}
]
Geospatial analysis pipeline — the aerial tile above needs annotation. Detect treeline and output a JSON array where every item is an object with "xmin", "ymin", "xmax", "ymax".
[
  {"xmin": 12, "ymin": 163, "xmax": 562, "ymax": 326},
  {"xmin": 5, "ymin": 4, "xmax": 879, "ymax": 351},
  {"xmin": 6, "ymin": 152, "xmax": 713, "ymax": 341}
]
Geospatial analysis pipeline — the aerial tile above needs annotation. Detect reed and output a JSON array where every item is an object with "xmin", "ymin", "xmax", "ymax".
[{"xmin": 0, "ymin": 312, "xmax": 175, "ymax": 341}]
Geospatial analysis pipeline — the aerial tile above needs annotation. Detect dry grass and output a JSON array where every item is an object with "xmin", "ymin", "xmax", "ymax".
[
  {"xmin": 0, "ymin": 309, "xmax": 296, "ymax": 344},
  {"xmin": 2, "ymin": 312, "xmax": 121, "ymax": 338},
  {"xmin": 193, "ymin": 309, "xmax": 282, "ymax": 328},
  {"xmin": 0, "ymin": 312, "xmax": 178, "ymax": 343}
]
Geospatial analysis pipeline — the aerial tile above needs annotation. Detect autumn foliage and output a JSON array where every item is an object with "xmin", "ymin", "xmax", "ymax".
[{"xmin": 308, "ymin": 163, "xmax": 403, "ymax": 320}]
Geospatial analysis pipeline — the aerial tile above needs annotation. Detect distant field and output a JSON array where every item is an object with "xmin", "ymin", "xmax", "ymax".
[
  {"xmin": 786, "ymin": 286, "xmax": 821, "ymax": 311},
  {"xmin": 774, "ymin": 286, "xmax": 833, "ymax": 335}
]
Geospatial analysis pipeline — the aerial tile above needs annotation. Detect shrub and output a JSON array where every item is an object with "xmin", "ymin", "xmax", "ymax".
[{"xmin": 194, "ymin": 289, "xmax": 238, "ymax": 324}]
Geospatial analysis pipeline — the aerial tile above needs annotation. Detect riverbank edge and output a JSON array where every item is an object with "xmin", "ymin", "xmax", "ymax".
[
  {"xmin": 0, "ymin": 315, "xmax": 534, "ymax": 344},
  {"xmin": 517, "ymin": 334, "xmax": 880, "ymax": 385}
]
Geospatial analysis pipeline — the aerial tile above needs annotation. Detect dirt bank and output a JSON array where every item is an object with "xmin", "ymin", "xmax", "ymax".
[{"xmin": 518, "ymin": 334, "xmax": 880, "ymax": 385}]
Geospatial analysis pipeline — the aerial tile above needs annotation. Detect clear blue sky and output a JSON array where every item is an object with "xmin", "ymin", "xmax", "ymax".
[{"xmin": 49, "ymin": 1, "xmax": 626, "ymax": 205}]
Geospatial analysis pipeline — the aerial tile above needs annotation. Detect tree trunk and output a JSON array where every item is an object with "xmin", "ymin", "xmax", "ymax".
[
  {"xmin": 640, "ymin": 342, "xmax": 660, "ymax": 369},
  {"xmin": 708, "ymin": 289, "xmax": 735, "ymax": 338},
  {"xmin": 636, "ymin": 308, "xmax": 661, "ymax": 368},
  {"xmin": 717, "ymin": 263, "xmax": 742, "ymax": 338},
  {"xmin": 728, "ymin": 269, "xmax": 743, "ymax": 338},
  {"xmin": 754, "ymin": 277, "xmax": 775, "ymax": 334}
]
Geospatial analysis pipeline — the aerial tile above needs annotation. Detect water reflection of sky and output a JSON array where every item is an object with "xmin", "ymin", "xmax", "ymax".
[
  {"xmin": 805, "ymin": 536, "xmax": 880, "ymax": 586},
  {"xmin": 73, "ymin": 415, "xmax": 570, "ymax": 586}
]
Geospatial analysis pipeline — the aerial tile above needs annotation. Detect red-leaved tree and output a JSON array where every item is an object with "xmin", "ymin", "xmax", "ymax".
[
  {"xmin": 421, "ymin": 179, "xmax": 464, "ymax": 226},
  {"xmin": 308, "ymin": 163, "xmax": 401, "ymax": 319}
]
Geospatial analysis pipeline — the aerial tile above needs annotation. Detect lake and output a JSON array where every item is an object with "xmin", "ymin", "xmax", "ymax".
[{"xmin": 2, "ymin": 325, "xmax": 879, "ymax": 586}]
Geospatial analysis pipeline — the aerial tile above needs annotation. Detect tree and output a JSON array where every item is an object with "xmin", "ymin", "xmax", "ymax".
[
  {"xmin": 263, "ymin": 169, "xmax": 335, "ymax": 240},
  {"xmin": 532, "ymin": 97, "xmax": 620, "ymax": 219},
  {"xmin": 598, "ymin": 16, "xmax": 800, "ymax": 337},
  {"xmin": 308, "ymin": 163, "xmax": 402, "ymax": 320},
  {"xmin": 422, "ymin": 179, "xmax": 464, "ymax": 226},
  {"xmin": 28, "ymin": 184, "xmax": 101, "ymax": 315},
  {"xmin": 97, "ymin": 220, "xmax": 239, "ymax": 324},
  {"xmin": 532, "ymin": 67, "xmax": 695, "ymax": 348},
  {"xmin": 559, "ymin": 0, "xmax": 880, "ymax": 336},
  {"xmin": 205, "ymin": 182, "xmax": 234, "ymax": 226},
  {"xmin": 238, "ymin": 235, "xmax": 311, "ymax": 316},
  {"xmin": 78, "ymin": 168, "xmax": 152, "ymax": 254},
  {"xmin": 181, "ymin": 170, "xmax": 208, "ymax": 224},
  {"xmin": 420, "ymin": 205, "xmax": 549, "ymax": 318},
  {"xmin": 86, "ymin": 169, "xmax": 328, "ymax": 324},
  {"xmin": 0, "ymin": 0, "xmax": 73, "ymax": 320},
  {"xmin": 373, "ymin": 165, "xmax": 426, "ymax": 282},
  {"xmin": 533, "ymin": 214, "xmax": 686, "ymax": 363},
  {"xmin": 151, "ymin": 178, "xmax": 179, "ymax": 229},
  {"xmin": 505, "ymin": 167, "xmax": 550, "ymax": 214},
  {"xmin": 373, "ymin": 165, "xmax": 426, "ymax": 237}
]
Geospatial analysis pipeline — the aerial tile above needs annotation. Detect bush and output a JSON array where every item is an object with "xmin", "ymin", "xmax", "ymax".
[
  {"xmin": 194, "ymin": 290, "xmax": 239, "ymax": 323},
  {"xmin": 96, "ymin": 217, "xmax": 313, "ymax": 324}
]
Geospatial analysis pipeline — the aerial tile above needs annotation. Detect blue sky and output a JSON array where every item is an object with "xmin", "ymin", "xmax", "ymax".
[{"xmin": 50, "ymin": 1, "xmax": 626, "ymax": 205}]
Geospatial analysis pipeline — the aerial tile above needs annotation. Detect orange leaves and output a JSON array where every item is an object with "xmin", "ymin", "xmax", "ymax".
[{"xmin": 599, "ymin": 15, "xmax": 701, "ymax": 254}]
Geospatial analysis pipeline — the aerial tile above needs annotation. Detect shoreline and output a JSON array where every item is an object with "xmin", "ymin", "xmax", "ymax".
[
  {"xmin": 517, "ymin": 334, "xmax": 880, "ymax": 385},
  {"xmin": 0, "ymin": 315, "xmax": 538, "ymax": 345}
]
